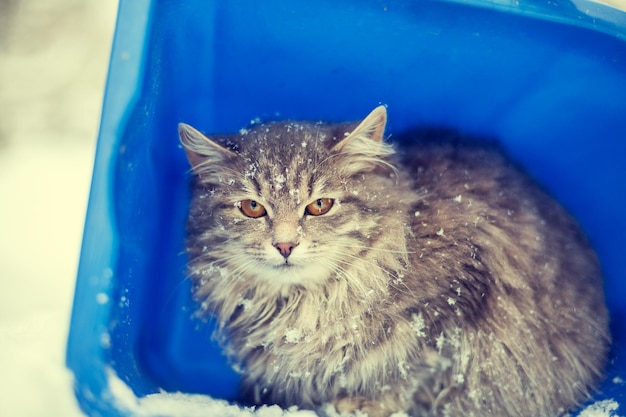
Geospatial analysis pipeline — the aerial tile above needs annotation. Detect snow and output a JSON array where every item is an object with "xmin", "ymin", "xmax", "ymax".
[
  {"xmin": 0, "ymin": 142, "xmax": 96, "ymax": 417},
  {"xmin": 409, "ymin": 313, "xmax": 427, "ymax": 338},
  {"xmin": 285, "ymin": 328, "xmax": 302, "ymax": 343},
  {"xmin": 0, "ymin": 1, "xmax": 622, "ymax": 417},
  {"xmin": 0, "ymin": 2, "xmax": 116, "ymax": 416},
  {"xmin": 107, "ymin": 367, "xmax": 417, "ymax": 417},
  {"xmin": 576, "ymin": 400, "xmax": 621, "ymax": 417},
  {"xmin": 107, "ymin": 369, "xmax": 316, "ymax": 417}
]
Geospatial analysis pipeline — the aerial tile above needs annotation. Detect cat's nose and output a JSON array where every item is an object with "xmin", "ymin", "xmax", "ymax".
[{"xmin": 274, "ymin": 242, "xmax": 298, "ymax": 259}]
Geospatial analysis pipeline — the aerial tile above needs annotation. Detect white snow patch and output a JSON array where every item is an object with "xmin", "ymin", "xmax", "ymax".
[
  {"xmin": 100, "ymin": 332, "xmax": 111, "ymax": 349},
  {"xmin": 434, "ymin": 333, "xmax": 445, "ymax": 354},
  {"xmin": 397, "ymin": 360, "xmax": 409, "ymax": 379},
  {"xmin": 274, "ymin": 174, "xmax": 286, "ymax": 191},
  {"xmin": 107, "ymin": 368, "xmax": 317, "ymax": 417},
  {"xmin": 285, "ymin": 328, "xmax": 301, "ymax": 344},
  {"xmin": 238, "ymin": 297, "xmax": 254, "ymax": 312},
  {"xmin": 96, "ymin": 292, "xmax": 110, "ymax": 304},
  {"xmin": 319, "ymin": 403, "xmax": 409, "ymax": 417},
  {"xmin": 409, "ymin": 313, "xmax": 427, "ymax": 338},
  {"xmin": 103, "ymin": 370, "xmax": 624, "ymax": 417},
  {"xmin": 576, "ymin": 399, "xmax": 621, "ymax": 417}
]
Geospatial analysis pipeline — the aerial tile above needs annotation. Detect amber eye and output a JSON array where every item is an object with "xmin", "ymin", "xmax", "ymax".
[
  {"xmin": 239, "ymin": 199, "xmax": 267, "ymax": 218},
  {"xmin": 305, "ymin": 198, "xmax": 334, "ymax": 216}
]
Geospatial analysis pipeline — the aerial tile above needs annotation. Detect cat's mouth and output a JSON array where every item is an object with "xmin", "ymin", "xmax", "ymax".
[
  {"xmin": 258, "ymin": 259, "xmax": 333, "ymax": 286},
  {"xmin": 269, "ymin": 258, "xmax": 304, "ymax": 272}
]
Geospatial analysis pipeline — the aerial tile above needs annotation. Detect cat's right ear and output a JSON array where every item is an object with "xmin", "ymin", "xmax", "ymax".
[{"xmin": 178, "ymin": 123, "xmax": 235, "ymax": 175}]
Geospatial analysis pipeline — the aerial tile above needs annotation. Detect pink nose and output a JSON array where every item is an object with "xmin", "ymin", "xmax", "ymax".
[{"xmin": 274, "ymin": 242, "xmax": 298, "ymax": 258}]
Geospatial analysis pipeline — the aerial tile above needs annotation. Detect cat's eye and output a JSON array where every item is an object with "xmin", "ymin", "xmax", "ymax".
[
  {"xmin": 305, "ymin": 198, "xmax": 334, "ymax": 216},
  {"xmin": 239, "ymin": 199, "xmax": 267, "ymax": 218}
]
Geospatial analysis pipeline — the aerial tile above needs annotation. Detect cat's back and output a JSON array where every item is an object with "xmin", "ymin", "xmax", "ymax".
[
  {"xmin": 397, "ymin": 130, "xmax": 607, "ymax": 314},
  {"xmin": 393, "ymin": 131, "xmax": 609, "ymax": 416},
  {"xmin": 398, "ymin": 131, "xmax": 602, "ymax": 291}
]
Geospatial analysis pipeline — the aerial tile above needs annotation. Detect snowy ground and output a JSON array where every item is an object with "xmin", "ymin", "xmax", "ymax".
[
  {"xmin": 0, "ymin": 1, "xmax": 624, "ymax": 417},
  {"xmin": 0, "ymin": 1, "xmax": 117, "ymax": 416}
]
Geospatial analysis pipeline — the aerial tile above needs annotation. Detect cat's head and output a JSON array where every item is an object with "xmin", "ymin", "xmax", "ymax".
[{"xmin": 180, "ymin": 106, "xmax": 401, "ymax": 292}]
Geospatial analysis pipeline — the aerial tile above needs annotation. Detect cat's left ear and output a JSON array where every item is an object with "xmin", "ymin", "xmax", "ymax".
[
  {"xmin": 331, "ymin": 106, "xmax": 395, "ymax": 174},
  {"xmin": 178, "ymin": 123, "xmax": 236, "ymax": 175}
]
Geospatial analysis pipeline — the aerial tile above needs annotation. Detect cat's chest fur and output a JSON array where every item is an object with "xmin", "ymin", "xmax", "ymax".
[{"xmin": 228, "ymin": 271, "xmax": 439, "ymax": 408}]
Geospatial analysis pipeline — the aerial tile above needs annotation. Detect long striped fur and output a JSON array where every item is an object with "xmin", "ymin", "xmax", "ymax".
[{"xmin": 180, "ymin": 106, "xmax": 609, "ymax": 417}]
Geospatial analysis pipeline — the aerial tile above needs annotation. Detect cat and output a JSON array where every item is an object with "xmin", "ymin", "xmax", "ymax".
[{"xmin": 178, "ymin": 106, "xmax": 610, "ymax": 417}]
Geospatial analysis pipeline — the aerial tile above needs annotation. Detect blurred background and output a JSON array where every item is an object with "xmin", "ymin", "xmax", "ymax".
[
  {"xmin": 0, "ymin": 1, "xmax": 117, "ymax": 415},
  {"xmin": 0, "ymin": 0, "xmax": 624, "ymax": 416}
]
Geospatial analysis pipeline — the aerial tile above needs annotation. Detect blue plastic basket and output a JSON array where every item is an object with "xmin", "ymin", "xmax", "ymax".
[{"xmin": 67, "ymin": 0, "xmax": 626, "ymax": 415}]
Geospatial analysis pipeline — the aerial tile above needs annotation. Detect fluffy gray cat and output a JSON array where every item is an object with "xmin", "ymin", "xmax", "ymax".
[{"xmin": 178, "ymin": 106, "xmax": 610, "ymax": 417}]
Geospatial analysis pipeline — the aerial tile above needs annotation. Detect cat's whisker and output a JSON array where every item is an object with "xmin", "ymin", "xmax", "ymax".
[
  {"xmin": 328, "ymin": 242, "xmax": 415, "ymax": 255},
  {"xmin": 308, "ymin": 257, "xmax": 348, "ymax": 280},
  {"xmin": 328, "ymin": 249, "xmax": 401, "ymax": 278},
  {"xmin": 312, "ymin": 153, "xmax": 340, "ymax": 175},
  {"xmin": 194, "ymin": 249, "xmax": 257, "ymax": 268},
  {"xmin": 315, "ymin": 250, "xmax": 397, "ymax": 298},
  {"xmin": 325, "ymin": 249, "xmax": 415, "ymax": 297},
  {"xmin": 223, "ymin": 256, "xmax": 260, "ymax": 279},
  {"xmin": 196, "ymin": 165, "xmax": 244, "ymax": 183},
  {"xmin": 159, "ymin": 269, "xmax": 202, "ymax": 313}
]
